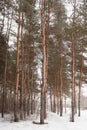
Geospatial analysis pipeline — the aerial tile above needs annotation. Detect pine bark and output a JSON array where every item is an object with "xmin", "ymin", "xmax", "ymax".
[
  {"xmin": 59, "ymin": 55, "xmax": 63, "ymax": 116},
  {"xmin": 2, "ymin": 46, "xmax": 7, "ymax": 118},
  {"xmin": 14, "ymin": 8, "xmax": 21, "ymax": 122},
  {"xmin": 71, "ymin": 0, "xmax": 76, "ymax": 122},
  {"xmin": 50, "ymin": 88, "xmax": 53, "ymax": 112},
  {"xmin": 40, "ymin": 0, "xmax": 46, "ymax": 124},
  {"xmin": 78, "ymin": 55, "xmax": 83, "ymax": 116},
  {"xmin": 71, "ymin": 32, "xmax": 75, "ymax": 122},
  {"xmin": 20, "ymin": 12, "xmax": 24, "ymax": 120}
]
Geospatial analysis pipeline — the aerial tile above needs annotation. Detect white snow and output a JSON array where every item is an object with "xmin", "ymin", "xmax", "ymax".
[{"xmin": 0, "ymin": 110, "xmax": 87, "ymax": 130}]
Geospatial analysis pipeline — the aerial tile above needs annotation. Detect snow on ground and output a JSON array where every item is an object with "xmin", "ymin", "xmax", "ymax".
[{"xmin": 0, "ymin": 110, "xmax": 87, "ymax": 130}]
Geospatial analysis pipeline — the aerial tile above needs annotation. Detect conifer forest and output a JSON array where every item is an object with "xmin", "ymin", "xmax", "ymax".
[{"xmin": 0, "ymin": 0, "xmax": 87, "ymax": 127}]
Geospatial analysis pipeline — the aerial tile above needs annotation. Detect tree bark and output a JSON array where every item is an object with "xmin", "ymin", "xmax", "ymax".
[
  {"xmin": 2, "ymin": 46, "xmax": 7, "ymax": 118},
  {"xmin": 59, "ymin": 46, "xmax": 63, "ymax": 117},
  {"xmin": 71, "ymin": 0, "xmax": 76, "ymax": 122},
  {"xmin": 50, "ymin": 88, "xmax": 53, "ymax": 112},
  {"xmin": 78, "ymin": 55, "xmax": 83, "ymax": 116},
  {"xmin": 14, "ymin": 7, "xmax": 21, "ymax": 122},
  {"xmin": 20, "ymin": 12, "xmax": 24, "ymax": 120},
  {"xmin": 40, "ymin": 0, "xmax": 47, "ymax": 124},
  {"xmin": 71, "ymin": 32, "xmax": 75, "ymax": 122}
]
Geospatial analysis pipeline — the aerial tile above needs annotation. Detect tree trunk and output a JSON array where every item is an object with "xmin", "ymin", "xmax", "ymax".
[
  {"xmin": 78, "ymin": 55, "xmax": 83, "ymax": 116},
  {"xmin": 40, "ymin": 84, "xmax": 45, "ymax": 124},
  {"xmin": 59, "ymin": 50, "xmax": 63, "ymax": 117},
  {"xmin": 53, "ymin": 86, "xmax": 56, "ymax": 113},
  {"xmin": 40, "ymin": 0, "xmax": 46, "ymax": 124},
  {"xmin": 50, "ymin": 88, "xmax": 53, "ymax": 112},
  {"xmin": 53, "ymin": 75, "xmax": 57, "ymax": 113},
  {"xmin": 64, "ymin": 96, "xmax": 66, "ymax": 114},
  {"xmin": 71, "ymin": 0, "xmax": 76, "ymax": 122},
  {"xmin": 2, "ymin": 46, "xmax": 7, "ymax": 118},
  {"xmin": 20, "ymin": 12, "xmax": 24, "ymax": 120},
  {"xmin": 14, "ymin": 7, "xmax": 21, "ymax": 122},
  {"xmin": 27, "ymin": 96, "xmax": 30, "ymax": 116},
  {"xmin": 71, "ymin": 33, "xmax": 75, "ymax": 122}
]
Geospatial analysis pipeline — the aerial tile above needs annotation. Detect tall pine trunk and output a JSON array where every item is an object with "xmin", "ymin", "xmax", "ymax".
[
  {"xmin": 14, "ymin": 7, "xmax": 21, "ymax": 122},
  {"xmin": 20, "ymin": 12, "xmax": 24, "ymax": 120},
  {"xmin": 40, "ymin": 0, "xmax": 46, "ymax": 124},
  {"xmin": 71, "ymin": 0, "xmax": 76, "ymax": 122},
  {"xmin": 71, "ymin": 33, "xmax": 75, "ymax": 122}
]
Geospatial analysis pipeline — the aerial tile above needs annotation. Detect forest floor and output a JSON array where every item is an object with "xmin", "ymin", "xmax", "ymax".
[{"xmin": 0, "ymin": 109, "xmax": 87, "ymax": 130}]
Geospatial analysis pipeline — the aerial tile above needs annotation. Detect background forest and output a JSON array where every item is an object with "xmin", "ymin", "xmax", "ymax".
[{"xmin": 0, "ymin": 0, "xmax": 87, "ymax": 124}]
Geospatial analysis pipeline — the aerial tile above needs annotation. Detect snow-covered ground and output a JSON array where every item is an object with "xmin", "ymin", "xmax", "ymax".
[{"xmin": 0, "ymin": 110, "xmax": 87, "ymax": 130}]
